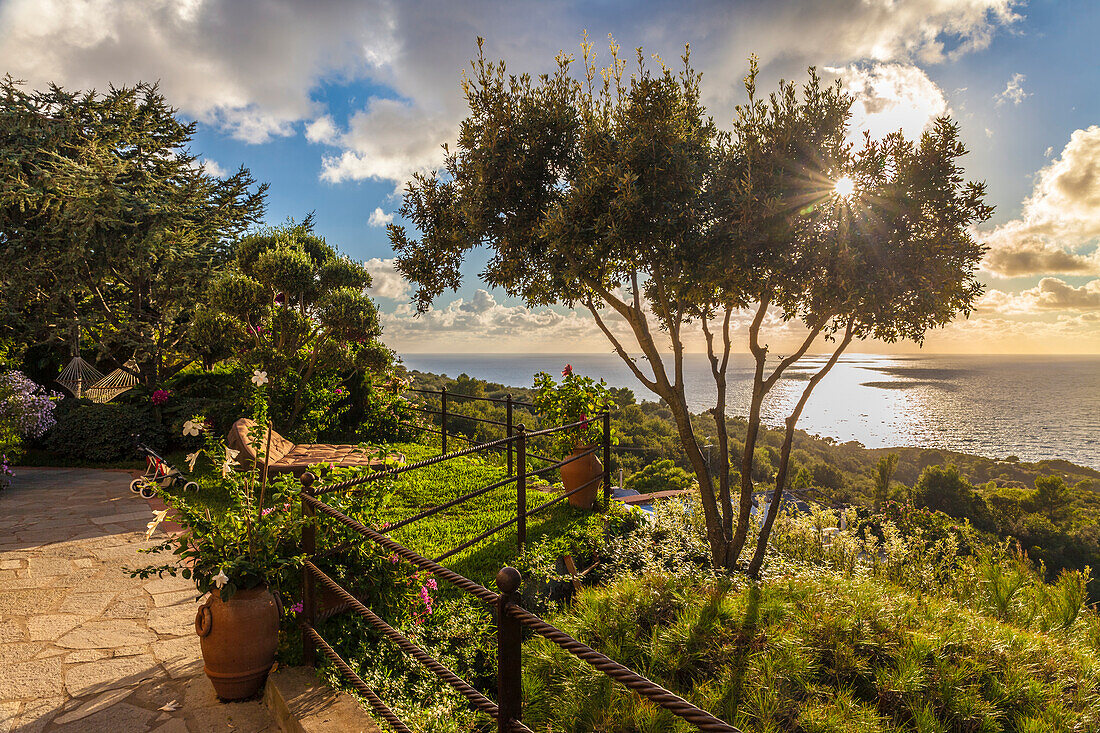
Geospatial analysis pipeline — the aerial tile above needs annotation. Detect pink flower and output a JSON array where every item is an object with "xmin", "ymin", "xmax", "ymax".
[
  {"xmin": 290, "ymin": 601, "xmax": 303, "ymax": 614},
  {"xmin": 151, "ymin": 389, "xmax": 170, "ymax": 406},
  {"xmin": 562, "ymin": 364, "xmax": 573, "ymax": 377},
  {"xmin": 426, "ymin": 578, "xmax": 437, "ymax": 590},
  {"xmin": 388, "ymin": 554, "xmax": 400, "ymax": 563},
  {"xmin": 262, "ymin": 507, "xmax": 275, "ymax": 516}
]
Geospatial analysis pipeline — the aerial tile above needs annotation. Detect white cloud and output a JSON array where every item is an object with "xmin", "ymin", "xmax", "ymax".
[
  {"xmin": 364, "ymin": 258, "xmax": 411, "ymax": 300},
  {"xmin": 0, "ymin": 0, "xmax": 1022, "ymax": 182},
  {"xmin": 981, "ymin": 126, "xmax": 1100, "ymax": 277},
  {"xmin": 826, "ymin": 63, "xmax": 949, "ymax": 142},
  {"xmin": 980, "ymin": 279, "xmax": 1100, "ymax": 314},
  {"xmin": 0, "ymin": 0, "xmax": 396, "ymax": 143},
  {"xmin": 368, "ymin": 208, "xmax": 394, "ymax": 227},
  {"xmin": 201, "ymin": 159, "xmax": 227, "ymax": 177},
  {"xmin": 305, "ymin": 115, "xmax": 339, "ymax": 145},
  {"xmin": 319, "ymin": 98, "xmax": 452, "ymax": 185},
  {"xmin": 994, "ymin": 72, "xmax": 1029, "ymax": 106}
]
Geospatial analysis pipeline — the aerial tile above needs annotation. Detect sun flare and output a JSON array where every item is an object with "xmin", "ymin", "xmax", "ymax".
[{"xmin": 834, "ymin": 175, "xmax": 855, "ymax": 198}]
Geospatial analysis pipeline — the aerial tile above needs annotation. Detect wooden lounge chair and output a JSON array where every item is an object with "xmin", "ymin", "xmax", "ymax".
[{"xmin": 226, "ymin": 418, "xmax": 399, "ymax": 477}]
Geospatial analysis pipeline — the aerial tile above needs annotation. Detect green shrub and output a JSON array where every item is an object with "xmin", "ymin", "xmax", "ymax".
[
  {"xmin": 44, "ymin": 400, "xmax": 168, "ymax": 462},
  {"xmin": 624, "ymin": 458, "xmax": 696, "ymax": 494}
]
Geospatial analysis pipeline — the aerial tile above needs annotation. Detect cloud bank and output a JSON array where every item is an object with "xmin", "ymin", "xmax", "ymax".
[
  {"xmin": 982, "ymin": 126, "xmax": 1100, "ymax": 277},
  {"xmin": 0, "ymin": 0, "xmax": 1022, "ymax": 185}
]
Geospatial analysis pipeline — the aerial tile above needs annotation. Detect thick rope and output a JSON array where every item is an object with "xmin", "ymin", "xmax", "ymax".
[
  {"xmin": 302, "ymin": 624, "xmax": 413, "ymax": 733},
  {"xmin": 504, "ymin": 605, "xmax": 743, "ymax": 732},
  {"xmin": 304, "ymin": 562, "xmax": 532, "ymax": 729},
  {"xmin": 300, "ymin": 493, "xmax": 499, "ymax": 605}
]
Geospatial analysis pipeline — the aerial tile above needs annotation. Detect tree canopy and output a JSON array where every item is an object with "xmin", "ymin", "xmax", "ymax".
[
  {"xmin": 0, "ymin": 78, "xmax": 267, "ymax": 388},
  {"xmin": 194, "ymin": 219, "xmax": 391, "ymax": 432},
  {"xmin": 390, "ymin": 38, "xmax": 992, "ymax": 573}
]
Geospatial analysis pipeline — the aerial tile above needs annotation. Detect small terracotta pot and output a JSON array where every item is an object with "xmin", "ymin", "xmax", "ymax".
[
  {"xmin": 560, "ymin": 445, "xmax": 603, "ymax": 510},
  {"xmin": 195, "ymin": 586, "xmax": 279, "ymax": 700}
]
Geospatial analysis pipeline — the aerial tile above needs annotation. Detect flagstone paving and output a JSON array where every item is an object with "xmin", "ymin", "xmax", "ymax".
[{"xmin": 0, "ymin": 469, "xmax": 277, "ymax": 732}]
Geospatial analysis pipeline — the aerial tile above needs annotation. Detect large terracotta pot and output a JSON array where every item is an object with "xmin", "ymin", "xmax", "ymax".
[
  {"xmin": 194, "ymin": 586, "xmax": 279, "ymax": 700},
  {"xmin": 560, "ymin": 445, "xmax": 603, "ymax": 510}
]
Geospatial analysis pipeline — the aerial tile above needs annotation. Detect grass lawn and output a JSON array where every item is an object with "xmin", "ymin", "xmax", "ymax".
[{"xmin": 160, "ymin": 440, "xmax": 604, "ymax": 588}]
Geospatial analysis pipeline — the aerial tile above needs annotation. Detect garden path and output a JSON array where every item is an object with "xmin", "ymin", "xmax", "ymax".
[{"xmin": 0, "ymin": 468, "xmax": 278, "ymax": 733}]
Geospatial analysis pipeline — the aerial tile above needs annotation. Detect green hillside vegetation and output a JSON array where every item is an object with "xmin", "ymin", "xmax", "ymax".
[{"xmin": 403, "ymin": 369, "xmax": 1100, "ymax": 599}]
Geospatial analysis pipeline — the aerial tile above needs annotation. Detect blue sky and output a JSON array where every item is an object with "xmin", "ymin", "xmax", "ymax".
[{"xmin": 2, "ymin": 0, "xmax": 1097, "ymax": 353}]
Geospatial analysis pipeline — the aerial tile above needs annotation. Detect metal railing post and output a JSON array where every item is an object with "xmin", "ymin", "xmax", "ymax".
[
  {"xmin": 496, "ymin": 567, "xmax": 523, "ymax": 732},
  {"xmin": 300, "ymin": 471, "xmax": 318, "ymax": 667},
  {"xmin": 516, "ymin": 424, "xmax": 526, "ymax": 551},
  {"xmin": 602, "ymin": 409, "xmax": 612, "ymax": 509},
  {"xmin": 440, "ymin": 385, "xmax": 448, "ymax": 456},
  {"xmin": 506, "ymin": 394, "xmax": 513, "ymax": 477}
]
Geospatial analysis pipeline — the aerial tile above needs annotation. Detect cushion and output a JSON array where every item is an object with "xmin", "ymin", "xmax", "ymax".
[
  {"xmin": 225, "ymin": 417, "xmax": 389, "ymax": 477},
  {"xmin": 226, "ymin": 418, "xmax": 296, "ymax": 469}
]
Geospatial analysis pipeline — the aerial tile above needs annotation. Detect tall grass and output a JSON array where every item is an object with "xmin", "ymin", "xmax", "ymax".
[{"xmin": 523, "ymin": 570, "xmax": 1100, "ymax": 732}]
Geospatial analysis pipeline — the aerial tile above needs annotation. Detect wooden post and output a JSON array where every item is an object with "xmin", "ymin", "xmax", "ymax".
[
  {"xmin": 516, "ymin": 424, "xmax": 526, "ymax": 551},
  {"xmin": 300, "ymin": 471, "xmax": 317, "ymax": 667},
  {"xmin": 496, "ymin": 567, "xmax": 523, "ymax": 732},
  {"xmin": 602, "ymin": 409, "xmax": 612, "ymax": 509},
  {"xmin": 506, "ymin": 394, "xmax": 514, "ymax": 477},
  {"xmin": 440, "ymin": 385, "xmax": 448, "ymax": 456}
]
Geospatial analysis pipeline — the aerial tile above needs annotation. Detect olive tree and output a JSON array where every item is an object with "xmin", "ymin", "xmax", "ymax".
[{"xmin": 389, "ymin": 39, "xmax": 991, "ymax": 575}]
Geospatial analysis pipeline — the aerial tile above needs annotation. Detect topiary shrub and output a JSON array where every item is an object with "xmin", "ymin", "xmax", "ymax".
[{"xmin": 44, "ymin": 400, "xmax": 168, "ymax": 462}]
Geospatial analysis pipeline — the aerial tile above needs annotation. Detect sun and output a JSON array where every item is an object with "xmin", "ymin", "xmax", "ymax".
[{"xmin": 833, "ymin": 175, "xmax": 855, "ymax": 199}]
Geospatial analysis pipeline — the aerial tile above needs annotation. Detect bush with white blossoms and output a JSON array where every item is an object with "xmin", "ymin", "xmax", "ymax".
[
  {"xmin": 129, "ymin": 367, "xmax": 416, "ymax": 639},
  {"xmin": 129, "ymin": 370, "xmax": 309, "ymax": 600}
]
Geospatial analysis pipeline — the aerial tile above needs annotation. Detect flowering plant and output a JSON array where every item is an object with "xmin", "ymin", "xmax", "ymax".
[
  {"xmin": 129, "ymin": 378, "xmax": 310, "ymax": 600},
  {"xmin": 532, "ymin": 365, "xmax": 617, "ymax": 456},
  {"xmin": 0, "ymin": 370, "xmax": 61, "ymax": 488},
  {"xmin": 151, "ymin": 389, "xmax": 170, "ymax": 406}
]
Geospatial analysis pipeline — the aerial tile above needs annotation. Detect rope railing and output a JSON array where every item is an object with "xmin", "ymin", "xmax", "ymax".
[
  {"xmin": 304, "ymin": 562, "xmax": 536, "ymax": 731},
  {"xmin": 301, "ymin": 491, "xmax": 501, "ymax": 605},
  {"xmin": 298, "ymin": 489, "xmax": 742, "ymax": 733},
  {"xmin": 406, "ymin": 386, "xmax": 535, "ymax": 408},
  {"xmin": 504, "ymin": 605, "xmax": 742, "ymax": 732},
  {"xmin": 316, "ymin": 416, "xmax": 596, "ymax": 496},
  {"xmin": 314, "ymin": 431, "xmax": 518, "ymax": 495},
  {"xmin": 301, "ymin": 625, "xmax": 414, "ymax": 733}
]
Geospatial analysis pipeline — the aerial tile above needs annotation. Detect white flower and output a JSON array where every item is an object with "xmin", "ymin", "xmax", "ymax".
[
  {"xmin": 220, "ymin": 447, "xmax": 240, "ymax": 477},
  {"xmin": 185, "ymin": 452, "xmax": 200, "ymax": 472},
  {"xmin": 145, "ymin": 509, "xmax": 169, "ymax": 539},
  {"xmin": 212, "ymin": 570, "xmax": 229, "ymax": 589},
  {"xmin": 182, "ymin": 420, "xmax": 201, "ymax": 437},
  {"xmin": 251, "ymin": 370, "xmax": 269, "ymax": 387}
]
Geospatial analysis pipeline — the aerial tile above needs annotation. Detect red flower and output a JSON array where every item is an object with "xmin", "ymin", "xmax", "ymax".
[
  {"xmin": 151, "ymin": 389, "xmax": 170, "ymax": 406},
  {"xmin": 562, "ymin": 364, "xmax": 573, "ymax": 377}
]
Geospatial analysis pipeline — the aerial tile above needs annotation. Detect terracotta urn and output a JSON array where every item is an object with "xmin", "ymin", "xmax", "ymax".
[
  {"xmin": 194, "ymin": 586, "xmax": 279, "ymax": 700},
  {"xmin": 560, "ymin": 444, "xmax": 603, "ymax": 510}
]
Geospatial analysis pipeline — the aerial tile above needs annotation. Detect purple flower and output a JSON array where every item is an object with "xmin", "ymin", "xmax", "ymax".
[
  {"xmin": 290, "ymin": 601, "xmax": 303, "ymax": 614},
  {"xmin": 151, "ymin": 389, "xmax": 170, "ymax": 406},
  {"xmin": 0, "ymin": 371, "xmax": 60, "ymax": 439}
]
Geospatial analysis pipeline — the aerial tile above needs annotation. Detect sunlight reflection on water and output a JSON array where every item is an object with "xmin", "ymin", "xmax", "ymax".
[{"xmin": 401, "ymin": 353, "xmax": 1100, "ymax": 469}]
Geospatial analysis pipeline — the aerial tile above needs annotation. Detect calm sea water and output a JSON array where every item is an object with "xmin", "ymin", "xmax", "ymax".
[{"xmin": 401, "ymin": 353, "xmax": 1100, "ymax": 470}]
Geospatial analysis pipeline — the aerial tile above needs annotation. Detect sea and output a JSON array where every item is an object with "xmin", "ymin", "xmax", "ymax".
[{"xmin": 400, "ymin": 353, "xmax": 1100, "ymax": 470}]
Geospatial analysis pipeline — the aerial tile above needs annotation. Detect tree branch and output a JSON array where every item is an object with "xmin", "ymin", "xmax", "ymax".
[{"xmin": 584, "ymin": 299, "xmax": 659, "ymax": 393}]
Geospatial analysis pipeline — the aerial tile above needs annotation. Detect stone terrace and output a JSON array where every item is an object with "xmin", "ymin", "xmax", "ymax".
[{"xmin": 0, "ymin": 468, "xmax": 276, "ymax": 732}]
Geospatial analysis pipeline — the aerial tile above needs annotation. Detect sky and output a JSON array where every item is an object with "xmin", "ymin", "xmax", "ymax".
[{"xmin": 1, "ymin": 0, "xmax": 1098, "ymax": 355}]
